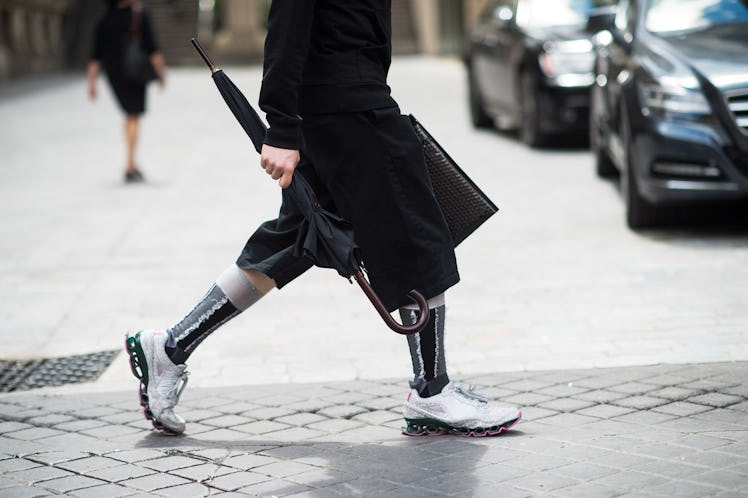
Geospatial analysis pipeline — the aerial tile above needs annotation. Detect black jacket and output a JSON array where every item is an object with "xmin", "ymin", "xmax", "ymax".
[{"xmin": 259, "ymin": 0, "xmax": 396, "ymax": 150}]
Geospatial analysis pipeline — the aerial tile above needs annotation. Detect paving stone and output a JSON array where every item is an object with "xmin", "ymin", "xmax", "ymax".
[
  {"xmin": 575, "ymin": 404, "xmax": 634, "ymax": 419},
  {"xmin": 609, "ymin": 383, "xmax": 659, "ymax": 395},
  {"xmin": 153, "ymin": 482, "xmax": 216, "ymax": 497},
  {"xmin": 306, "ymin": 418, "xmax": 363, "ymax": 433},
  {"xmin": 653, "ymin": 401, "xmax": 713, "ymax": 417},
  {"xmin": 33, "ymin": 475, "xmax": 108, "ymax": 493},
  {"xmin": 52, "ymin": 419, "xmax": 108, "ymax": 432},
  {"xmin": 199, "ymin": 414, "xmax": 256, "ymax": 428},
  {"xmin": 352, "ymin": 409, "xmax": 400, "ymax": 425},
  {"xmin": 69, "ymin": 483, "xmax": 144, "ymax": 497},
  {"xmin": 535, "ymin": 384, "xmax": 590, "ymax": 398},
  {"xmin": 611, "ymin": 410, "xmax": 676, "ymax": 425},
  {"xmin": 356, "ymin": 397, "xmax": 401, "ymax": 411},
  {"xmin": 8, "ymin": 465, "xmax": 74, "ymax": 484},
  {"xmin": 56, "ymin": 456, "xmax": 124, "ymax": 473},
  {"xmin": 688, "ymin": 469, "xmax": 748, "ymax": 489},
  {"xmin": 254, "ymin": 460, "xmax": 321, "ymax": 479},
  {"xmin": 205, "ymin": 471, "xmax": 269, "ymax": 491},
  {"xmin": 573, "ymin": 390, "xmax": 630, "ymax": 404},
  {"xmin": 222, "ymin": 453, "xmax": 279, "ymax": 470},
  {"xmin": 630, "ymin": 459, "xmax": 704, "ymax": 478},
  {"xmin": 549, "ymin": 462, "xmax": 617, "ymax": 481},
  {"xmin": 0, "ymin": 457, "xmax": 40, "ymax": 472},
  {"xmin": 0, "ymin": 421, "xmax": 34, "ymax": 434},
  {"xmin": 232, "ymin": 420, "xmax": 291, "ymax": 435},
  {"xmin": 86, "ymin": 463, "xmax": 156, "ymax": 483},
  {"xmin": 138, "ymin": 455, "xmax": 204, "ymax": 472},
  {"xmin": 169, "ymin": 462, "xmax": 236, "ymax": 481},
  {"xmin": 120, "ymin": 472, "xmax": 190, "ymax": 492},
  {"xmin": 502, "ymin": 392, "xmax": 556, "ymax": 406},
  {"xmin": 316, "ymin": 404, "xmax": 368, "ymax": 419},
  {"xmin": 645, "ymin": 480, "xmax": 723, "ymax": 498},
  {"xmin": 503, "ymin": 472, "xmax": 578, "ymax": 493},
  {"xmin": 612, "ymin": 396, "xmax": 669, "ymax": 410},
  {"xmin": 275, "ymin": 412, "xmax": 329, "ymax": 426},
  {"xmin": 536, "ymin": 398, "xmax": 595, "ymax": 413},
  {"xmin": 4, "ymin": 427, "xmax": 68, "ymax": 441},
  {"xmin": 550, "ymin": 482, "xmax": 622, "ymax": 498},
  {"xmin": 237, "ymin": 478, "xmax": 314, "ymax": 497},
  {"xmin": 238, "ymin": 406, "xmax": 295, "ymax": 420},
  {"xmin": 688, "ymin": 393, "xmax": 745, "ymax": 408},
  {"xmin": 674, "ymin": 434, "xmax": 733, "ymax": 450},
  {"xmin": 648, "ymin": 386, "xmax": 702, "ymax": 401},
  {"xmin": 590, "ymin": 470, "xmax": 667, "ymax": 490},
  {"xmin": 0, "ymin": 485, "xmax": 50, "ymax": 498}
]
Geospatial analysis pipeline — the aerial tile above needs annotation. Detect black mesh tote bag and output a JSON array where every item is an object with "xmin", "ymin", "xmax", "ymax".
[{"xmin": 409, "ymin": 115, "xmax": 498, "ymax": 247}]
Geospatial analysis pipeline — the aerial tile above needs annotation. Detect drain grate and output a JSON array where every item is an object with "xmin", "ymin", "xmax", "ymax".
[{"xmin": 0, "ymin": 350, "xmax": 119, "ymax": 393}]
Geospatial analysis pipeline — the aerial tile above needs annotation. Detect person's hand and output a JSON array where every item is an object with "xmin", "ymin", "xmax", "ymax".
[
  {"xmin": 260, "ymin": 144, "xmax": 299, "ymax": 188},
  {"xmin": 88, "ymin": 80, "xmax": 97, "ymax": 101}
]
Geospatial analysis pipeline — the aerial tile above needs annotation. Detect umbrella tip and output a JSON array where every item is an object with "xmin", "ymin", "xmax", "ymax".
[{"xmin": 191, "ymin": 37, "xmax": 217, "ymax": 72}]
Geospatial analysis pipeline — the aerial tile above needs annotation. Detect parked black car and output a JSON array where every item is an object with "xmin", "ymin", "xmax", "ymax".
[
  {"xmin": 465, "ymin": 0, "xmax": 617, "ymax": 147},
  {"xmin": 590, "ymin": 0, "xmax": 748, "ymax": 228}
]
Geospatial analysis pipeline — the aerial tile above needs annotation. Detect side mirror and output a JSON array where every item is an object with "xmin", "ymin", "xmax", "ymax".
[{"xmin": 586, "ymin": 6, "xmax": 617, "ymax": 33}]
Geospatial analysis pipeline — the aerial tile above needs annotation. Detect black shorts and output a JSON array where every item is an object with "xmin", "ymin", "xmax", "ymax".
[{"xmin": 236, "ymin": 107, "xmax": 459, "ymax": 312}]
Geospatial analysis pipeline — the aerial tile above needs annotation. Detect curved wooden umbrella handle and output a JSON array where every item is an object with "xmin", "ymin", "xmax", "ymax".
[{"xmin": 353, "ymin": 271, "xmax": 430, "ymax": 335}]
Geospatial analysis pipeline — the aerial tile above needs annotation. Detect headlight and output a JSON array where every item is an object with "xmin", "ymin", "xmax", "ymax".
[
  {"xmin": 637, "ymin": 76, "xmax": 711, "ymax": 118},
  {"xmin": 539, "ymin": 40, "xmax": 595, "ymax": 87}
]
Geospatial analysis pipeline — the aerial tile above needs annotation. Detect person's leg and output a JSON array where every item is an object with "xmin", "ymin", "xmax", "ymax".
[
  {"xmin": 124, "ymin": 115, "xmax": 142, "ymax": 181},
  {"xmin": 400, "ymin": 294, "xmax": 449, "ymax": 397},
  {"xmin": 399, "ymin": 294, "xmax": 521, "ymax": 437},
  {"xmin": 125, "ymin": 266, "xmax": 274, "ymax": 434}
]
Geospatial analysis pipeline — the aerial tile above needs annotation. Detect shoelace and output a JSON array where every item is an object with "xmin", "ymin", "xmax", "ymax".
[
  {"xmin": 455, "ymin": 384, "xmax": 488, "ymax": 405},
  {"xmin": 160, "ymin": 368, "xmax": 189, "ymax": 406}
]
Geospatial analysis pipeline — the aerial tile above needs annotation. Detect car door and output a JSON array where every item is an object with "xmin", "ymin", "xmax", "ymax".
[
  {"xmin": 470, "ymin": 0, "xmax": 518, "ymax": 114},
  {"xmin": 604, "ymin": 0, "xmax": 638, "ymax": 166}
]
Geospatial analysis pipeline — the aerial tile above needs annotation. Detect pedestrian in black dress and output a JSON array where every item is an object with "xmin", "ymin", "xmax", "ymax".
[
  {"xmin": 87, "ymin": 0, "xmax": 165, "ymax": 183},
  {"xmin": 125, "ymin": 0, "xmax": 521, "ymax": 438}
]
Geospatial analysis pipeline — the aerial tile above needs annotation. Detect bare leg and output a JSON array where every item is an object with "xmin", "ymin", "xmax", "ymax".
[
  {"xmin": 125, "ymin": 115, "xmax": 139, "ymax": 174},
  {"xmin": 241, "ymin": 269, "xmax": 277, "ymax": 295}
]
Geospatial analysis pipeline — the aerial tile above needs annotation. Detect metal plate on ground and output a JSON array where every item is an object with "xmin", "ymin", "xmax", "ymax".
[{"xmin": 0, "ymin": 350, "xmax": 119, "ymax": 393}]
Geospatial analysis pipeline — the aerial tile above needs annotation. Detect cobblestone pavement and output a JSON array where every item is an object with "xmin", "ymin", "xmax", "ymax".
[{"xmin": 2, "ymin": 362, "xmax": 748, "ymax": 497}]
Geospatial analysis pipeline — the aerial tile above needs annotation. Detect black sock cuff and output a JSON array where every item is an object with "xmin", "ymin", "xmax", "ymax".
[{"xmin": 410, "ymin": 373, "xmax": 450, "ymax": 398}]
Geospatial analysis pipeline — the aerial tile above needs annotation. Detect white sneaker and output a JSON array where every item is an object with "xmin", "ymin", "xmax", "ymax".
[
  {"xmin": 403, "ymin": 382, "xmax": 521, "ymax": 437},
  {"xmin": 125, "ymin": 330, "xmax": 189, "ymax": 435}
]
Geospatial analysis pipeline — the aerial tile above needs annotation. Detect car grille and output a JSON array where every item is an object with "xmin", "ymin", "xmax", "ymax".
[{"xmin": 727, "ymin": 91, "xmax": 748, "ymax": 134}]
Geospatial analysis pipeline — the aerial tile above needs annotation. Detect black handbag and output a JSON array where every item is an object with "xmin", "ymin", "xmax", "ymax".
[
  {"xmin": 122, "ymin": 3, "xmax": 158, "ymax": 84},
  {"xmin": 409, "ymin": 115, "xmax": 498, "ymax": 247}
]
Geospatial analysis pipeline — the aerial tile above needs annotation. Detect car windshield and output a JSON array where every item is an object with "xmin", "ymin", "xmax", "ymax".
[
  {"xmin": 645, "ymin": 0, "xmax": 748, "ymax": 34},
  {"xmin": 516, "ymin": 0, "xmax": 616, "ymax": 29}
]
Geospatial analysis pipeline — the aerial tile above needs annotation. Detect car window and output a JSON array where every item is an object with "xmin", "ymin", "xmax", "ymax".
[
  {"xmin": 645, "ymin": 0, "xmax": 748, "ymax": 34},
  {"xmin": 516, "ymin": 0, "xmax": 618, "ymax": 30}
]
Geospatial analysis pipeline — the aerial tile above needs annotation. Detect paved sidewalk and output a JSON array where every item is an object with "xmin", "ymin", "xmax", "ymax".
[{"xmin": 2, "ymin": 362, "xmax": 748, "ymax": 497}]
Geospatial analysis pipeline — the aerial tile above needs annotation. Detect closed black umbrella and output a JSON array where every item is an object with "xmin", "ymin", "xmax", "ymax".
[{"xmin": 191, "ymin": 39, "xmax": 429, "ymax": 335}]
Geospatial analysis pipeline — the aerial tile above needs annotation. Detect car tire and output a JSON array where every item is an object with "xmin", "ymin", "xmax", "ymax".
[
  {"xmin": 595, "ymin": 148, "xmax": 618, "ymax": 178},
  {"xmin": 619, "ymin": 105, "xmax": 665, "ymax": 229},
  {"xmin": 519, "ymin": 71, "xmax": 548, "ymax": 148},
  {"xmin": 468, "ymin": 68, "xmax": 493, "ymax": 129}
]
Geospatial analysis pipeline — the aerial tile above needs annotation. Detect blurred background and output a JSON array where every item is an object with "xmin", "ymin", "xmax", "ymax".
[{"xmin": 0, "ymin": 0, "xmax": 488, "ymax": 80}]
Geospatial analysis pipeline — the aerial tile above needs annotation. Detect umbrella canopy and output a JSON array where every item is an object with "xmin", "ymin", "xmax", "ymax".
[{"xmin": 190, "ymin": 39, "xmax": 428, "ymax": 335}]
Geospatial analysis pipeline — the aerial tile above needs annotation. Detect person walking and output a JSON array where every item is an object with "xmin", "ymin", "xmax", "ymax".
[
  {"xmin": 126, "ymin": 0, "xmax": 521, "ymax": 437},
  {"xmin": 87, "ymin": 0, "xmax": 165, "ymax": 183}
]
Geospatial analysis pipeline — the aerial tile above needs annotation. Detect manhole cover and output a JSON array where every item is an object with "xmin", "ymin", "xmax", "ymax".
[{"xmin": 0, "ymin": 350, "xmax": 119, "ymax": 393}]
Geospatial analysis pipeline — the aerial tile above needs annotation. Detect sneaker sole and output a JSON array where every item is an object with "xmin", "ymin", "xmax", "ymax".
[
  {"xmin": 402, "ymin": 412, "xmax": 521, "ymax": 437},
  {"xmin": 124, "ymin": 333, "xmax": 181, "ymax": 436}
]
